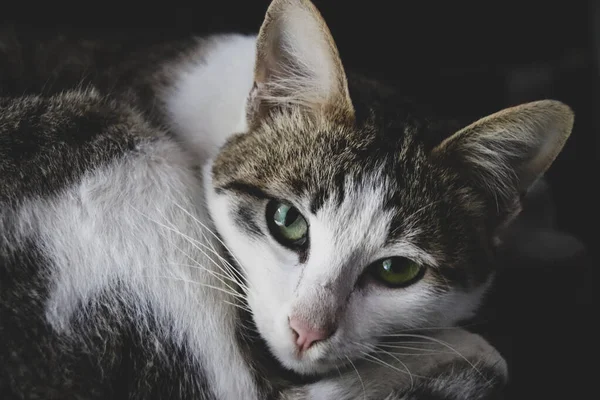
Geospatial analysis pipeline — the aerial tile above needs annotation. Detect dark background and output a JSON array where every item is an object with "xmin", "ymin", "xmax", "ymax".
[{"xmin": 4, "ymin": 1, "xmax": 597, "ymax": 398}]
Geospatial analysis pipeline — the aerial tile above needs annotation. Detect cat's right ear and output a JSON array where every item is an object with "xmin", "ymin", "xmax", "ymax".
[
  {"xmin": 431, "ymin": 100, "xmax": 574, "ymax": 231},
  {"xmin": 246, "ymin": 0, "xmax": 355, "ymax": 127}
]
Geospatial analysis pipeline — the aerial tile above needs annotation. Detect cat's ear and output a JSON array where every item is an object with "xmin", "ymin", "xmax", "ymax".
[
  {"xmin": 432, "ymin": 100, "xmax": 574, "ymax": 222},
  {"xmin": 247, "ymin": 0, "xmax": 355, "ymax": 126}
]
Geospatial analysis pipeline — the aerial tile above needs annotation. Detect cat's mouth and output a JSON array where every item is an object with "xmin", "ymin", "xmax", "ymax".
[
  {"xmin": 291, "ymin": 338, "xmax": 327, "ymax": 360},
  {"xmin": 276, "ymin": 332, "xmax": 352, "ymax": 376}
]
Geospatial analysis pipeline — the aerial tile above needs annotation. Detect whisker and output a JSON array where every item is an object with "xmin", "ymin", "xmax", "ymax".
[
  {"xmin": 154, "ymin": 204, "xmax": 250, "ymax": 290},
  {"xmin": 379, "ymin": 333, "xmax": 489, "ymax": 383},
  {"xmin": 128, "ymin": 203, "xmax": 254, "ymax": 317},
  {"xmin": 360, "ymin": 351, "xmax": 413, "ymax": 383},
  {"xmin": 352, "ymin": 341, "xmax": 415, "ymax": 385},
  {"xmin": 377, "ymin": 343, "xmax": 452, "ymax": 354},
  {"xmin": 159, "ymin": 231, "xmax": 244, "ymax": 297},
  {"xmin": 372, "ymin": 346, "xmax": 416, "ymax": 388},
  {"xmin": 129, "ymin": 204, "xmax": 249, "ymax": 293},
  {"xmin": 334, "ymin": 365, "xmax": 343, "ymax": 379},
  {"xmin": 224, "ymin": 300, "xmax": 252, "ymax": 313},
  {"xmin": 181, "ymin": 236, "xmax": 249, "ymax": 291},
  {"xmin": 346, "ymin": 356, "xmax": 366, "ymax": 400},
  {"xmin": 172, "ymin": 202, "xmax": 250, "ymax": 276},
  {"xmin": 377, "ymin": 352, "xmax": 440, "ymax": 357},
  {"xmin": 386, "ymin": 321, "xmax": 487, "ymax": 333},
  {"xmin": 375, "ymin": 350, "xmax": 451, "ymax": 357},
  {"xmin": 169, "ymin": 238, "xmax": 249, "ymax": 295},
  {"xmin": 168, "ymin": 262, "xmax": 236, "ymax": 286},
  {"xmin": 393, "ymin": 325, "xmax": 460, "ymax": 333},
  {"xmin": 175, "ymin": 223, "xmax": 249, "ymax": 288},
  {"xmin": 142, "ymin": 274, "xmax": 245, "ymax": 300},
  {"xmin": 195, "ymin": 221, "xmax": 248, "ymax": 287}
]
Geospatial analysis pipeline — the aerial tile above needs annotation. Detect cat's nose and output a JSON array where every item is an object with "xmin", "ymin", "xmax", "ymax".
[{"xmin": 289, "ymin": 317, "xmax": 334, "ymax": 352}]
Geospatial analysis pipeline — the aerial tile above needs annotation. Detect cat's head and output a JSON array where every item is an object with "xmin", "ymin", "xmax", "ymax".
[{"xmin": 205, "ymin": 0, "xmax": 574, "ymax": 375}]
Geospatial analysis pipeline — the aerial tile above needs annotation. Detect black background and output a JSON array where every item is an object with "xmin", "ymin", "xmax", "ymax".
[{"xmin": 4, "ymin": 1, "xmax": 597, "ymax": 398}]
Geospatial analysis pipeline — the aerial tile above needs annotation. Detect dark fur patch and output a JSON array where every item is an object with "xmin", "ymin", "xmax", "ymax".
[
  {"xmin": 0, "ymin": 89, "xmax": 226, "ymax": 399},
  {"xmin": 309, "ymin": 187, "xmax": 327, "ymax": 214},
  {"xmin": 234, "ymin": 205, "xmax": 264, "ymax": 237},
  {"xmin": 220, "ymin": 181, "xmax": 271, "ymax": 200},
  {"xmin": 0, "ymin": 91, "xmax": 145, "ymax": 204}
]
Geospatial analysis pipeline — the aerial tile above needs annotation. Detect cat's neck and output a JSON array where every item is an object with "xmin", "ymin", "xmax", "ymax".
[{"xmin": 162, "ymin": 34, "xmax": 257, "ymax": 162}]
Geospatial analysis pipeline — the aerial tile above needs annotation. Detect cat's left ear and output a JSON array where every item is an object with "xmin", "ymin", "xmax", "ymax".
[
  {"xmin": 247, "ymin": 0, "xmax": 355, "ymax": 126},
  {"xmin": 432, "ymin": 100, "xmax": 574, "ymax": 223}
]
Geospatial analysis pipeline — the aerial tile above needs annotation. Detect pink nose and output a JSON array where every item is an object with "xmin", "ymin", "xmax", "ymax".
[{"xmin": 289, "ymin": 317, "xmax": 334, "ymax": 352}]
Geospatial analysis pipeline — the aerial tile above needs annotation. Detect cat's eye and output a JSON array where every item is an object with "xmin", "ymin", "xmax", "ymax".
[
  {"xmin": 266, "ymin": 200, "xmax": 308, "ymax": 248},
  {"xmin": 368, "ymin": 257, "xmax": 424, "ymax": 287}
]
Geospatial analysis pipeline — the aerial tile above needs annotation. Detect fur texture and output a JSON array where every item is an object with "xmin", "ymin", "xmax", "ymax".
[
  {"xmin": 0, "ymin": 0, "xmax": 576, "ymax": 398},
  {"xmin": 282, "ymin": 329, "xmax": 507, "ymax": 400},
  {"xmin": 0, "ymin": 89, "xmax": 268, "ymax": 399},
  {"xmin": 205, "ymin": 0, "xmax": 573, "ymax": 378}
]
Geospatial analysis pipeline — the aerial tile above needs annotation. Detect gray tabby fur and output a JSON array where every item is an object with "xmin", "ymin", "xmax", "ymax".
[{"xmin": 0, "ymin": 0, "xmax": 577, "ymax": 398}]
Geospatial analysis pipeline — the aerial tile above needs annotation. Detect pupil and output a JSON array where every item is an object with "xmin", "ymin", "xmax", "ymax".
[{"xmin": 284, "ymin": 207, "xmax": 299, "ymax": 226}]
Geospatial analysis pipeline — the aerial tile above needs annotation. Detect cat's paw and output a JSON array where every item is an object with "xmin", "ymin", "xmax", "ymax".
[
  {"xmin": 284, "ymin": 329, "xmax": 507, "ymax": 400},
  {"xmin": 388, "ymin": 358, "xmax": 506, "ymax": 400},
  {"xmin": 388, "ymin": 329, "xmax": 507, "ymax": 400}
]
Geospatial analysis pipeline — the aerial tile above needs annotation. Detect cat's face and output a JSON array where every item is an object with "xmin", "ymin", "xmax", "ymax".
[
  {"xmin": 206, "ymin": 112, "xmax": 494, "ymax": 374},
  {"xmin": 206, "ymin": 0, "xmax": 573, "ymax": 375}
]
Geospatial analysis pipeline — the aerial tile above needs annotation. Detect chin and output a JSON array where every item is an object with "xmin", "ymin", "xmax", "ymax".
[{"xmin": 273, "ymin": 343, "xmax": 344, "ymax": 376}]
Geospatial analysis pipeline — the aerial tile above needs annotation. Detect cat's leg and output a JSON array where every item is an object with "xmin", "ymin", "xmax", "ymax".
[{"xmin": 282, "ymin": 329, "xmax": 507, "ymax": 400}]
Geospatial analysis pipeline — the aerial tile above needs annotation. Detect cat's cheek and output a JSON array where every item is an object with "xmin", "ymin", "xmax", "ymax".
[
  {"xmin": 232, "ymin": 245, "xmax": 299, "ymax": 362},
  {"xmin": 248, "ymin": 275, "xmax": 309, "ymax": 373},
  {"xmin": 245, "ymin": 271, "xmax": 295, "ymax": 352},
  {"xmin": 238, "ymin": 248, "xmax": 304, "ymax": 370}
]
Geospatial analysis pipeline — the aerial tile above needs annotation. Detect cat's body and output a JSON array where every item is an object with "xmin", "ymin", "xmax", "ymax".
[
  {"xmin": 0, "ymin": 88, "xmax": 267, "ymax": 399},
  {"xmin": 0, "ymin": 1, "xmax": 576, "ymax": 399},
  {"xmin": 0, "ymin": 41, "xmax": 502, "ymax": 400}
]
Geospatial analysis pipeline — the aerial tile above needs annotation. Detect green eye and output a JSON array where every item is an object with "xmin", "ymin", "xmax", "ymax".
[
  {"xmin": 266, "ymin": 200, "xmax": 308, "ymax": 247},
  {"xmin": 369, "ymin": 257, "xmax": 423, "ymax": 287}
]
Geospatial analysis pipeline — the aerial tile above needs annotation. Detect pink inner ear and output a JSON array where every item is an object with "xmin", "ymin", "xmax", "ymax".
[{"xmin": 251, "ymin": 0, "xmax": 355, "ymax": 120}]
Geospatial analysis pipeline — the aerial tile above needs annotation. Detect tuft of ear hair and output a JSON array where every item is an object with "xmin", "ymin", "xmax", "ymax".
[
  {"xmin": 432, "ymin": 100, "xmax": 574, "ymax": 220},
  {"xmin": 246, "ymin": 0, "xmax": 355, "ymax": 126}
]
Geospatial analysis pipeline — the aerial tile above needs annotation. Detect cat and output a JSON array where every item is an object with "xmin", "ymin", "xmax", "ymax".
[{"xmin": 0, "ymin": 0, "xmax": 575, "ymax": 398}]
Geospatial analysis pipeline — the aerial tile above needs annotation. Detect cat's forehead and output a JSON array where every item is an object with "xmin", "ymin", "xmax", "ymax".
[
  {"xmin": 216, "ymin": 109, "xmax": 451, "ymax": 239},
  {"xmin": 215, "ymin": 105, "xmax": 431, "ymax": 190},
  {"xmin": 214, "ymin": 107, "xmax": 490, "ymax": 286},
  {"xmin": 213, "ymin": 75, "xmax": 450, "ymax": 190}
]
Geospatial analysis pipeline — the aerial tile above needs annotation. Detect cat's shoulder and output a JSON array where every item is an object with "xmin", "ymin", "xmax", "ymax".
[{"xmin": 0, "ymin": 88, "xmax": 178, "ymax": 203}]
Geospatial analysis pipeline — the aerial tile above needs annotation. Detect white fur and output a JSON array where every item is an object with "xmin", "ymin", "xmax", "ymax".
[
  {"xmin": 205, "ymin": 167, "xmax": 488, "ymax": 375},
  {"xmin": 5, "ymin": 138, "xmax": 259, "ymax": 400},
  {"xmin": 163, "ymin": 34, "xmax": 256, "ymax": 162},
  {"xmin": 158, "ymin": 31, "xmax": 490, "ymax": 378},
  {"xmin": 1, "ymin": 28, "xmax": 497, "ymax": 395},
  {"xmin": 0, "ymin": 7, "xmax": 510, "ymax": 397}
]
